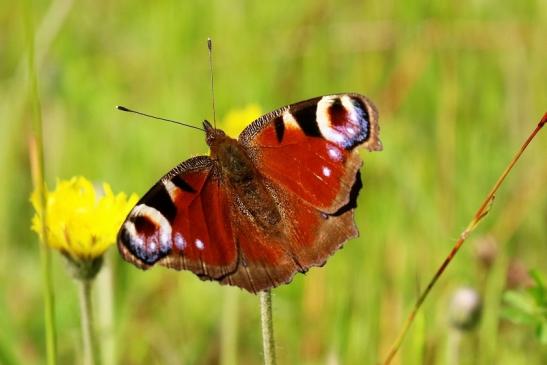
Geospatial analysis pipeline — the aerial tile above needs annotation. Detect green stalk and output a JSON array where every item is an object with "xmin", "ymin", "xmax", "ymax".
[
  {"xmin": 220, "ymin": 288, "xmax": 239, "ymax": 365},
  {"xmin": 446, "ymin": 329, "xmax": 462, "ymax": 365},
  {"xmin": 259, "ymin": 290, "xmax": 276, "ymax": 365},
  {"xmin": 96, "ymin": 254, "xmax": 115, "ymax": 365},
  {"xmin": 24, "ymin": 3, "xmax": 58, "ymax": 364},
  {"xmin": 78, "ymin": 279, "xmax": 100, "ymax": 365},
  {"xmin": 40, "ymin": 242, "xmax": 57, "ymax": 365}
]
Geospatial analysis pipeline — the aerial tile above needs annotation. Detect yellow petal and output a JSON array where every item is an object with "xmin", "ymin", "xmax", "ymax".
[
  {"xmin": 222, "ymin": 104, "xmax": 263, "ymax": 138},
  {"xmin": 30, "ymin": 176, "xmax": 138, "ymax": 262}
]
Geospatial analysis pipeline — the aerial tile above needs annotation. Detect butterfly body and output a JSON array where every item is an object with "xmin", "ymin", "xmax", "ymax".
[
  {"xmin": 118, "ymin": 93, "xmax": 381, "ymax": 293},
  {"xmin": 205, "ymin": 120, "xmax": 282, "ymax": 230}
]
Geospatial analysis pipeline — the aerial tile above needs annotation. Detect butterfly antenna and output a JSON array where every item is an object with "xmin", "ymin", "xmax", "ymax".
[
  {"xmin": 208, "ymin": 37, "xmax": 217, "ymax": 129},
  {"xmin": 116, "ymin": 105, "xmax": 205, "ymax": 132}
]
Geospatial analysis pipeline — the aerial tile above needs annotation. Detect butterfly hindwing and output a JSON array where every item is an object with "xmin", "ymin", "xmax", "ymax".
[{"xmin": 220, "ymin": 172, "xmax": 362, "ymax": 292}]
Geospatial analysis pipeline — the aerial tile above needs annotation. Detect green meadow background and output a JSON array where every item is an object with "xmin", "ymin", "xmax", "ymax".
[{"xmin": 1, "ymin": 1, "xmax": 546, "ymax": 364}]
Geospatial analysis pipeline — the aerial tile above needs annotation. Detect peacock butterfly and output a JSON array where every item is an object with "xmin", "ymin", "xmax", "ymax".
[{"xmin": 117, "ymin": 93, "xmax": 382, "ymax": 293}]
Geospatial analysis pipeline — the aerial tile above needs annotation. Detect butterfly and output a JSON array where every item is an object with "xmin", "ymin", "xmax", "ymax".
[{"xmin": 117, "ymin": 93, "xmax": 382, "ymax": 293}]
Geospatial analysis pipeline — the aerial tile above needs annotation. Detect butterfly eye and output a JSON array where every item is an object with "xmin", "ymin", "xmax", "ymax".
[
  {"xmin": 316, "ymin": 95, "xmax": 371, "ymax": 150},
  {"xmin": 120, "ymin": 204, "xmax": 173, "ymax": 265},
  {"xmin": 205, "ymin": 124, "xmax": 227, "ymax": 147},
  {"xmin": 326, "ymin": 98, "xmax": 348, "ymax": 126},
  {"xmin": 133, "ymin": 215, "xmax": 157, "ymax": 235}
]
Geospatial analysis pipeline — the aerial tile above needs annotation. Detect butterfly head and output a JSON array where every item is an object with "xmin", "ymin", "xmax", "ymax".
[{"xmin": 203, "ymin": 119, "xmax": 227, "ymax": 147}]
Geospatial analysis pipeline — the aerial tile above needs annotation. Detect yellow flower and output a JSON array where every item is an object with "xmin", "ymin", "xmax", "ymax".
[
  {"xmin": 222, "ymin": 104, "xmax": 263, "ymax": 138},
  {"xmin": 31, "ymin": 176, "xmax": 138, "ymax": 263}
]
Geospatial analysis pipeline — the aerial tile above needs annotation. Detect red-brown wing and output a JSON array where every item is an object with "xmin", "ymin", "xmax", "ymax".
[
  {"xmin": 117, "ymin": 156, "xmax": 238, "ymax": 280},
  {"xmin": 239, "ymin": 93, "xmax": 381, "ymax": 214},
  {"xmin": 117, "ymin": 153, "xmax": 353, "ymax": 293},
  {"xmin": 220, "ymin": 174, "xmax": 362, "ymax": 293},
  {"xmin": 216, "ymin": 93, "xmax": 381, "ymax": 292}
]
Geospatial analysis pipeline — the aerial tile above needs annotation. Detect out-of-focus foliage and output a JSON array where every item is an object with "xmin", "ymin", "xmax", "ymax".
[{"xmin": 503, "ymin": 270, "xmax": 547, "ymax": 344}]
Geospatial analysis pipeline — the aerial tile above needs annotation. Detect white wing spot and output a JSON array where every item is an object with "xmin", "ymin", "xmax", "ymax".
[
  {"xmin": 282, "ymin": 110, "xmax": 300, "ymax": 129},
  {"xmin": 327, "ymin": 146, "xmax": 342, "ymax": 162},
  {"xmin": 162, "ymin": 180, "xmax": 179, "ymax": 201},
  {"xmin": 195, "ymin": 239, "xmax": 205, "ymax": 250},
  {"xmin": 160, "ymin": 231, "xmax": 170, "ymax": 250},
  {"xmin": 174, "ymin": 233, "xmax": 186, "ymax": 250},
  {"xmin": 322, "ymin": 166, "xmax": 332, "ymax": 177}
]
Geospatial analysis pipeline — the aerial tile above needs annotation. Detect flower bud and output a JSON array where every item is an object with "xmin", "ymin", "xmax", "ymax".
[
  {"xmin": 449, "ymin": 287, "xmax": 482, "ymax": 331},
  {"xmin": 474, "ymin": 235, "xmax": 498, "ymax": 270}
]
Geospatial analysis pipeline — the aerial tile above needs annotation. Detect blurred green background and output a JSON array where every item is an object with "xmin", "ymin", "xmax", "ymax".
[{"xmin": 1, "ymin": 0, "xmax": 546, "ymax": 364}]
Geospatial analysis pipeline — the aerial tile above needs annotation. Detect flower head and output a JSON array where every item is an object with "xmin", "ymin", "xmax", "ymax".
[
  {"xmin": 449, "ymin": 287, "xmax": 482, "ymax": 331},
  {"xmin": 222, "ymin": 104, "xmax": 263, "ymax": 138},
  {"xmin": 31, "ymin": 176, "xmax": 138, "ymax": 264}
]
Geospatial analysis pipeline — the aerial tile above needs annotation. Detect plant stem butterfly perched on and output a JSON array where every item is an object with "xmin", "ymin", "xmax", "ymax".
[{"xmin": 117, "ymin": 93, "xmax": 381, "ymax": 293}]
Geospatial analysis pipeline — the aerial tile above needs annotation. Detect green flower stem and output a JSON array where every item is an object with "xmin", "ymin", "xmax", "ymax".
[
  {"xmin": 40, "ymin": 243, "xmax": 57, "ymax": 365},
  {"xmin": 78, "ymin": 279, "xmax": 100, "ymax": 365},
  {"xmin": 96, "ymin": 254, "xmax": 115, "ymax": 365},
  {"xmin": 220, "ymin": 288, "xmax": 239, "ymax": 365},
  {"xmin": 24, "ymin": 2, "xmax": 58, "ymax": 364},
  {"xmin": 259, "ymin": 290, "xmax": 276, "ymax": 365},
  {"xmin": 446, "ymin": 329, "xmax": 462, "ymax": 365}
]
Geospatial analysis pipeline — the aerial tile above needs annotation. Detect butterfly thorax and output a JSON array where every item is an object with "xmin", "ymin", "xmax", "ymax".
[{"xmin": 204, "ymin": 121, "xmax": 282, "ymax": 230}]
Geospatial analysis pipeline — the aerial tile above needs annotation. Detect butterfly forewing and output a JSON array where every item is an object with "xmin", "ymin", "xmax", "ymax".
[
  {"xmin": 240, "ymin": 93, "xmax": 380, "ymax": 214},
  {"xmin": 118, "ymin": 156, "xmax": 238, "ymax": 279}
]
